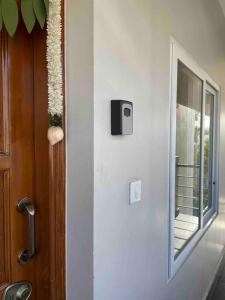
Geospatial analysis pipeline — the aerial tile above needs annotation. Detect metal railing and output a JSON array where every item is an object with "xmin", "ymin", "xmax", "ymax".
[{"xmin": 175, "ymin": 157, "xmax": 200, "ymax": 217}]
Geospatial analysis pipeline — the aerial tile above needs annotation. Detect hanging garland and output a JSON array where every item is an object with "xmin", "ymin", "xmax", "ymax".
[
  {"xmin": 0, "ymin": 0, "xmax": 49, "ymax": 36},
  {"xmin": 47, "ymin": 0, "xmax": 64, "ymax": 145}
]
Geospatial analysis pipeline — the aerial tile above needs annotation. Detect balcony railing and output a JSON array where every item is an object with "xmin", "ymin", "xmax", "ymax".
[{"xmin": 175, "ymin": 157, "xmax": 200, "ymax": 217}]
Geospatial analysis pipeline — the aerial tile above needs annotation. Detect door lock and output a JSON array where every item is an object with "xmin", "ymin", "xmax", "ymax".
[
  {"xmin": 16, "ymin": 285, "xmax": 31, "ymax": 300},
  {"xmin": 2, "ymin": 281, "xmax": 32, "ymax": 300}
]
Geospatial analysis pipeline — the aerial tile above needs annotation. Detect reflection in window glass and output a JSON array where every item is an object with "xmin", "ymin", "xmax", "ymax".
[
  {"xmin": 174, "ymin": 61, "xmax": 203, "ymax": 258},
  {"xmin": 203, "ymin": 92, "xmax": 214, "ymax": 214}
]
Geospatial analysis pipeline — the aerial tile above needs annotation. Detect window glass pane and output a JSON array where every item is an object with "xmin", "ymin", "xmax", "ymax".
[
  {"xmin": 174, "ymin": 61, "xmax": 203, "ymax": 258},
  {"xmin": 203, "ymin": 91, "xmax": 214, "ymax": 214}
]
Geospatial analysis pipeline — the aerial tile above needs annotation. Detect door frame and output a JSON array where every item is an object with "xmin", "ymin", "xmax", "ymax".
[{"xmin": 49, "ymin": 1, "xmax": 66, "ymax": 299}]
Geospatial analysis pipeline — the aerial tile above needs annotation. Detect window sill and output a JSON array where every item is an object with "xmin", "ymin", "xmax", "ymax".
[{"xmin": 168, "ymin": 211, "xmax": 218, "ymax": 282}]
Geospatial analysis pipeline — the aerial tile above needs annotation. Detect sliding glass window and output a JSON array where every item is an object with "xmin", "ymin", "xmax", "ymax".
[
  {"xmin": 174, "ymin": 61, "xmax": 202, "ymax": 258},
  {"xmin": 169, "ymin": 41, "xmax": 219, "ymax": 278},
  {"xmin": 203, "ymin": 89, "xmax": 216, "ymax": 217}
]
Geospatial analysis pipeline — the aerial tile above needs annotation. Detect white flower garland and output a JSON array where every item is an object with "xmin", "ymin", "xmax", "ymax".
[
  {"xmin": 47, "ymin": 0, "xmax": 64, "ymax": 145},
  {"xmin": 47, "ymin": 0, "xmax": 63, "ymax": 121}
]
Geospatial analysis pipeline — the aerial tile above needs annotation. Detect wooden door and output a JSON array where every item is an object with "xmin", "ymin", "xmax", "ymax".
[{"xmin": 0, "ymin": 23, "xmax": 51, "ymax": 299}]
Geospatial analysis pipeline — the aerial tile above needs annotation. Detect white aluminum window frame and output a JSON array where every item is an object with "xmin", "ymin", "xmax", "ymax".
[{"xmin": 168, "ymin": 39, "xmax": 220, "ymax": 279}]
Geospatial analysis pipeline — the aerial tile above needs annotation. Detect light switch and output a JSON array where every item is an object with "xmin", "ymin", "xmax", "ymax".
[{"xmin": 129, "ymin": 180, "xmax": 142, "ymax": 204}]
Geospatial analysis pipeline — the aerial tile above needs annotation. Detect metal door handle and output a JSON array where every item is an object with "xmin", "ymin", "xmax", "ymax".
[{"xmin": 17, "ymin": 198, "xmax": 36, "ymax": 264}]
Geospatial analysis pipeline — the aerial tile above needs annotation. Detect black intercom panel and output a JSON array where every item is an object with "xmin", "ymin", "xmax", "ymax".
[{"xmin": 111, "ymin": 100, "xmax": 133, "ymax": 135}]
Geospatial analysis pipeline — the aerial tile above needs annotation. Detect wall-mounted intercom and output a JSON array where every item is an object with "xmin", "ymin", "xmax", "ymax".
[{"xmin": 111, "ymin": 100, "xmax": 133, "ymax": 135}]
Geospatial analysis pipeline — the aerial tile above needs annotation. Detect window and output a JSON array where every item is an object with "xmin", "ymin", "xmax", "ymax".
[
  {"xmin": 203, "ymin": 86, "xmax": 217, "ymax": 222},
  {"xmin": 174, "ymin": 61, "xmax": 202, "ymax": 258},
  {"xmin": 169, "ymin": 40, "xmax": 219, "ymax": 277}
]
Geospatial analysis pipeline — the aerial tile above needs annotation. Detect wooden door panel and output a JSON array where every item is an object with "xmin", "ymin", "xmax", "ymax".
[
  {"xmin": 0, "ymin": 170, "xmax": 10, "ymax": 287},
  {"xmin": 0, "ymin": 34, "xmax": 9, "ymax": 155},
  {"xmin": 0, "ymin": 33, "xmax": 10, "ymax": 294},
  {"xmin": 33, "ymin": 28, "xmax": 50, "ymax": 300},
  {"xmin": 8, "ymin": 26, "xmax": 35, "ymax": 287},
  {"xmin": 0, "ymin": 14, "xmax": 64, "ymax": 298},
  {"xmin": 0, "ymin": 23, "xmax": 50, "ymax": 299}
]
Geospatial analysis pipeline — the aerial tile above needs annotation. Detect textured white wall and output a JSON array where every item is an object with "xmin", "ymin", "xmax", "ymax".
[
  {"xmin": 66, "ymin": 1, "xmax": 93, "ymax": 300},
  {"xmin": 66, "ymin": 0, "xmax": 225, "ymax": 299},
  {"xmin": 94, "ymin": 1, "xmax": 225, "ymax": 300},
  {"xmin": 219, "ymin": 0, "xmax": 225, "ymax": 17}
]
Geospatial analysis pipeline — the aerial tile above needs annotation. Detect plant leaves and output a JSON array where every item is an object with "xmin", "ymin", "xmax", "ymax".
[
  {"xmin": 0, "ymin": 1, "xmax": 3, "ymax": 32},
  {"xmin": 44, "ymin": 0, "xmax": 49, "ymax": 16},
  {"xmin": 48, "ymin": 114, "xmax": 62, "ymax": 127},
  {"xmin": 2, "ymin": 0, "xmax": 18, "ymax": 37},
  {"xmin": 21, "ymin": 0, "xmax": 36, "ymax": 33},
  {"xmin": 33, "ymin": 0, "xmax": 46, "ymax": 29}
]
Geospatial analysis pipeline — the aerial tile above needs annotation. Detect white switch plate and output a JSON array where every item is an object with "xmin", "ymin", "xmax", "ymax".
[{"xmin": 129, "ymin": 180, "xmax": 142, "ymax": 204}]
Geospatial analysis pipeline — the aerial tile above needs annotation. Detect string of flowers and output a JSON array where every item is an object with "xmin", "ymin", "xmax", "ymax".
[{"xmin": 47, "ymin": 0, "xmax": 64, "ymax": 145}]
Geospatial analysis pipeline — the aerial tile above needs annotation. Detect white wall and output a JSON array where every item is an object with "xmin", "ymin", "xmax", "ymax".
[
  {"xmin": 66, "ymin": 0, "xmax": 225, "ymax": 299},
  {"xmin": 66, "ymin": 1, "xmax": 93, "ymax": 299}
]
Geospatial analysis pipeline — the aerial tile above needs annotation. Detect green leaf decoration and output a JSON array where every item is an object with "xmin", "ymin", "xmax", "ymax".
[
  {"xmin": 33, "ymin": 0, "xmax": 46, "ymax": 29},
  {"xmin": 0, "ymin": 0, "xmax": 49, "ymax": 36},
  {"xmin": 21, "ymin": 0, "xmax": 36, "ymax": 33},
  {"xmin": 48, "ymin": 114, "xmax": 62, "ymax": 127},
  {"xmin": 44, "ymin": 0, "xmax": 49, "ymax": 16},
  {"xmin": 0, "ymin": 1, "xmax": 3, "ymax": 32},
  {"xmin": 2, "ymin": 0, "xmax": 18, "ymax": 37}
]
